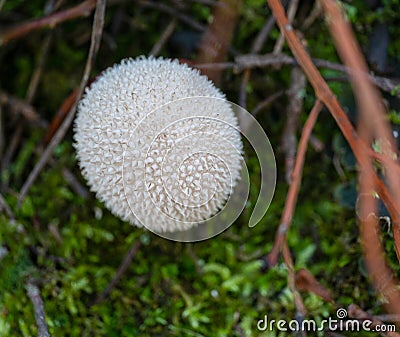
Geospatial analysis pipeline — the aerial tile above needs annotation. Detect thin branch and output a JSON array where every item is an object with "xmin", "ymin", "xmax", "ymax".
[
  {"xmin": 26, "ymin": 281, "xmax": 50, "ymax": 337},
  {"xmin": 26, "ymin": 33, "xmax": 53, "ymax": 103},
  {"xmin": 61, "ymin": 168, "xmax": 90, "ymax": 199},
  {"xmin": 268, "ymin": 100, "xmax": 322, "ymax": 265},
  {"xmin": 0, "ymin": 91, "xmax": 44, "ymax": 125},
  {"xmin": 149, "ymin": 19, "xmax": 177, "ymax": 57},
  {"xmin": 273, "ymin": 0, "xmax": 299, "ymax": 54},
  {"xmin": 251, "ymin": 89, "xmax": 285, "ymax": 116},
  {"xmin": 239, "ymin": 15, "xmax": 275, "ymax": 107},
  {"xmin": 251, "ymin": 16, "xmax": 276, "ymax": 53},
  {"xmin": 138, "ymin": 0, "xmax": 205, "ymax": 32},
  {"xmin": 301, "ymin": 1, "xmax": 322, "ymax": 30},
  {"xmin": 0, "ymin": 0, "xmax": 97, "ymax": 46},
  {"xmin": 348, "ymin": 304, "xmax": 400, "ymax": 337},
  {"xmin": 282, "ymin": 67, "xmax": 307, "ymax": 184},
  {"xmin": 195, "ymin": 54, "xmax": 400, "ymax": 98},
  {"xmin": 92, "ymin": 240, "xmax": 141, "ymax": 305},
  {"xmin": 265, "ymin": 0, "xmax": 400, "ymax": 234},
  {"xmin": 282, "ymin": 243, "xmax": 307, "ymax": 336},
  {"xmin": 320, "ymin": 0, "xmax": 400, "ymax": 316},
  {"xmin": 265, "ymin": 0, "xmax": 400, "ymax": 316},
  {"xmin": 0, "ymin": 193, "xmax": 14, "ymax": 220},
  {"xmin": 1, "ymin": 123, "xmax": 23, "ymax": 190},
  {"xmin": 18, "ymin": 0, "xmax": 106, "ymax": 205}
]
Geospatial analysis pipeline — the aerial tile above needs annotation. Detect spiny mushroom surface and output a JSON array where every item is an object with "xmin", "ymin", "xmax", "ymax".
[{"xmin": 74, "ymin": 57, "xmax": 243, "ymax": 233}]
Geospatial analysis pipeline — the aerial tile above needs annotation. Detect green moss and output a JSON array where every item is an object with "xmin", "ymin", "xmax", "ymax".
[{"xmin": 1, "ymin": 1, "xmax": 399, "ymax": 336}]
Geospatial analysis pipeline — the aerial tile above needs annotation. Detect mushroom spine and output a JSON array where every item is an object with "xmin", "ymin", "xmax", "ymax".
[{"xmin": 74, "ymin": 57, "xmax": 243, "ymax": 234}]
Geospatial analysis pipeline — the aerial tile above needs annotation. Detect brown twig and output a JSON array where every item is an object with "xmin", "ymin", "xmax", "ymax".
[
  {"xmin": 195, "ymin": 54, "xmax": 400, "ymax": 98},
  {"xmin": 348, "ymin": 304, "xmax": 400, "ymax": 337},
  {"xmin": 61, "ymin": 168, "xmax": 89, "ymax": 199},
  {"xmin": 267, "ymin": 100, "xmax": 322, "ymax": 266},
  {"xmin": 26, "ymin": 34, "xmax": 53, "ymax": 103},
  {"xmin": 265, "ymin": 0, "xmax": 400, "ymax": 316},
  {"xmin": 264, "ymin": 0, "xmax": 398, "ymax": 250},
  {"xmin": 43, "ymin": 84, "xmax": 80, "ymax": 145},
  {"xmin": 1, "ymin": 123, "xmax": 23, "ymax": 190},
  {"xmin": 301, "ymin": 1, "xmax": 322, "ymax": 30},
  {"xmin": 149, "ymin": 18, "xmax": 177, "ymax": 57},
  {"xmin": 196, "ymin": 0, "xmax": 242, "ymax": 85},
  {"xmin": 26, "ymin": 280, "xmax": 50, "ymax": 337},
  {"xmin": 18, "ymin": 0, "xmax": 106, "ymax": 205},
  {"xmin": 282, "ymin": 243, "xmax": 307, "ymax": 336},
  {"xmin": 319, "ymin": 0, "xmax": 400, "ymax": 317},
  {"xmin": 273, "ymin": 0, "xmax": 299, "ymax": 54},
  {"xmin": 1, "ymin": 3, "xmax": 54, "ymax": 191},
  {"xmin": 0, "ymin": 0, "xmax": 97, "ymax": 46},
  {"xmin": 239, "ymin": 15, "xmax": 275, "ymax": 108},
  {"xmin": 251, "ymin": 89, "xmax": 285, "ymax": 116},
  {"xmin": 0, "ymin": 91, "xmax": 43, "ymax": 124},
  {"xmin": 138, "ymin": 0, "xmax": 205, "ymax": 32},
  {"xmin": 282, "ymin": 67, "xmax": 307, "ymax": 184},
  {"xmin": 92, "ymin": 240, "xmax": 141, "ymax": 305},
  {"xmin": 295, "ymin": 268, "xmax": 332, "ymax": 302}
]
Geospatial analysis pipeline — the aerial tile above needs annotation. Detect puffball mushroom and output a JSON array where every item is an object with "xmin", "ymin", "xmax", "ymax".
[{"xmin": 74, "ymin": 57, "xmax": 243, "ymax": 234}]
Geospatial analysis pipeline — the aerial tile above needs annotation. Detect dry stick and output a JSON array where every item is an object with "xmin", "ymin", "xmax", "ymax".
[
  {"xmin": 0, "ymin": 91, "xmax": 43, "ymax": 124},
  {"xmin": 1, "ymin": 4, "xmax": 54, "ymax": 190},
  {"xmin": 26, "ymin": 281, "xmax": 50, "ymax": 337},
  {"xmin": 264, "ymin": 0, "xmax": 400, "ymax": 254},
  {"xmin": 149, "ymin": 19, "xmax": 177, "ymax": 57},
  {"xmin": 26, "ymin": 34, "xmax": 53, "ymax": 103},
  {"xmin": 320, "ymin": 0, "xmax": 400, "ymax": 257},
  {"xmin": 277, "ymin": 100, "xmax": 323, "ymax": 334},
  {"xmin": 92, "ymin": 240, "xmax": 141, "ymax": 305},
  {"xmin": 278, "ymin": 102, "xmax": 323, "ymax": 333},
  {"xmin": 266, "ymin": 3, "xmax": 306, "ymax": 185},
  {"xmin": 301, "ymin": 0, "xmax": 322, "ymax": 30},
  {"xmin": 1, "ymin": 123, "xmax": 23, "ymax": 190},
  {"xmin": 251, "ymin": 89, "xmax": 286, "ymax": 116},
  {"xmin": 0, "ymin": 192, "xmax": 14, "ymax": 220},
  {"xmin": 139, "ymin": 0, "xmax": 205, "ymax": 32},
  {"xmin": 348, "ymin": 304, "xmax": 400, "ymax": 337},
  {"xmin": 61, "ymin": 168, "xmax": 90, "ymax": 199},
  {"xmin": 0, "ymin": 0, "xmax": 96, "ymax": 45},
  {"xmin": 196, "ymin": 54, "xmax": 400, "ymax": 98},
  {"xmin": 375, "ymin": 314, "xmax": 400, "ymax": 323},
  {"xmin": 320, "ymin": 0, "xmax": 400, "ymax": 317},
  {"xmin": 237, "ymin": 54, "xmax": 400, "ymax": 96},
  {"xmin": 239, "ymin": 15, "xmax": 275, "ymax": 108},
  {"xmin": 273, "ymin": 0, "xmax": 299, "ymax": 54},
  {"xmin": 282, "ymin": 244, "xmax": 307, "ymax": 337},
  {"xmin": 268, "ymin": 100, "xmax": 322, "ymax": 265},
  {"xmin": 282, "ymin": 67, "xmax": 306, "ymax": 184},
  {"xmin": 265, "ymin": 0, "xmax": 400, "ymax": 316},
  {"xmin": 18, "ymin": 0, "xmax": 106, "ymax": 206}
]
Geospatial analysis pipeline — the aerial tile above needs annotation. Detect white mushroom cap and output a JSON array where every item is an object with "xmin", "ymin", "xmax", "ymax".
[{"xmin": 74, "ymin": 57, "xmax": 243, "ymax": 234}]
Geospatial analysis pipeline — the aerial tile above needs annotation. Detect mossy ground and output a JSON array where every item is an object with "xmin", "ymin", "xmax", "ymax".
[{"xmin": 1, "ymin": 0, "xmax": 400, "ymax": 336}]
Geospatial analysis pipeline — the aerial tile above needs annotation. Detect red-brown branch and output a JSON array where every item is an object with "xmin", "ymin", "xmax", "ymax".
[
  {"xmin": 0, "ymin": 0, "xmax": 96, "ymax": 45},
  {"xmin": 266, "ymin": 0, "xmax": 400, "ymax": 316},
  {"xmin": 319, "ymin": 0, "xmax": 400, "ymax": 259},
  {"xmin": 268, "ymin": 100, "xmax": 323, "ymax": 266}
]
